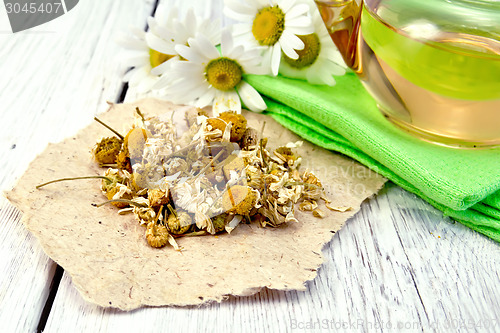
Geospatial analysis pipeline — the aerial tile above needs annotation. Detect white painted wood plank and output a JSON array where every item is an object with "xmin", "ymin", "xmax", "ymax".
[
  {"xmin": 0, "ymin": 198, "xmax": 56, "ymax": 333},
  {"xmin": 0, "ymin": 1, "xmax": 155, "ymax": 331}
]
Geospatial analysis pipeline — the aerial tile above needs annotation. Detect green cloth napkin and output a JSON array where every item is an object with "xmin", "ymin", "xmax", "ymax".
[{"xmin": 245, "ymin": 73, "xmax": 500, "ymax": 243}]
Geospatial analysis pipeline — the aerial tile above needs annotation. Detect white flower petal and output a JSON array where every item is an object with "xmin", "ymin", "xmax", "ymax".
[
  {"xmin": 175, "ymin": 82, "xmax": 211, "ymax": 104},
  {"xmin": 285, "ymin": 15, "xmax": 315, "ymax": 31},
  {"xmin": 278, "ymin": 0, "xmax": 295, "ymax": 14},
  {"xmin": 153, "ymin": 75, "xmax": 170, "ymax": 90},
  {"xmin": 213, "ymin": 90, "xmax": 241, "ymax": 115},
  {"xmin": 231, "ymin": 23, "xmax": 252, "ymax": 37},
  {"xmin": 173, "ymin": 61, "xmax": 205, "ymax": 74},
  {"xmin": 227, "ymin": 45, "xmax": 245, "ymax": 61},
  {"xmin": 195, "ymin": 89, "xmax": 216, "ymax": 108},
  {"xmin": 166, "ymin": 75, "xmax": 204, "ymax": 95},
  {"xmin": 154, "ymin": 25, "xmax": 176, "ymax": 41},
  {"xmin": 280, "ymin": 43, "xmax": 299, "ymax": 60},
  {"xmin": 307, "ymin": 67, "xmax": 332, "ymax": 85},
  {"xmin": 122, "ymin": 68, "xmax": 138, "ymax": 82},
  {"xmin": 319, "ymin": 70, "xmax": 338, "ymax": 86},
  {"xmin": 322, "ymin": 58, "xmax": 347, "ymax": 75},
  {"xmin": 188, "ymin": 36, "xmax": 220, "ymax": 61},
  {"xmin": 184, "ymin": 8, "xmax": 197, "ymax": 37},
  {"xmin": 224, "ymin": 7, "xmax": 255, "ymax": 22},
  {"xmin": 154, "ymin": 4, "xmax": 176, "ymax": 26},
  {"xmin": 128, "ymin": 66, "xmax": 152, "ymax": 86},
  {"xmin": 221, "ymin": 29, "xmax": 233, "ymax": 56},
  {"xmin": 136, "ymin": 75, "xmax": 157, "ymax": 93},
  {"xmin": 146, "ymin": 32, "xmax": 175, "ymax": 54},
  {"xmin": 277, "ymin": 6, "xmax": 347, "ymax": 85},
  {"xmin": 224, "ymin": 0, "xmax": 256, "ymax": 17},
  {"xmin": 147, "ymin": 17, "xmax": 159, "ymax": 34},
  {"xmin": 200, "ymin": 18, "xmax": 222, "ymax": 45},
  {"xmin": 271, "ymin": 45, "xmax": 282, "ymax": 76},
  {"xmin": 284, "ymin": 3, "xmax": 310, "ymax": 19},
  {"xmin": 130, "ymin": 26, "xmax": 145, "ymax": 39},
  {"xmin": 175, "ymin": 44, "xmax": 207, "ymax": 63},
  {"xmin": 279, "ymin": 37, "xmax": 300, "ymax": 60},
  {"xmin": 254, "ymin": 0, "xmax": 270, "ymax": 8},
  {"xmin": 116, "ymin": 34, "xmax": 148, "ymax": 51},
  {"xmin": 280, "ymin": 31, "xmax": 304, "ymax": 60},
  {"xmin": 285, "ymin": 30, "xmax": 306, "ymax": 50},
  {"xmin": 237, "ymin": 81, "xmax": 266, "ymax": 112},
  {"xmin": 150, "ymin": 56, "xmax": 178, "ymax": 76}
]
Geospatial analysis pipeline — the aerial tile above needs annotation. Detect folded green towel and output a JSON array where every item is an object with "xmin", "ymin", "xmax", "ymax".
[{"xmin": 246, "ymin": 72, "xmax": 500, "ymax": 243}]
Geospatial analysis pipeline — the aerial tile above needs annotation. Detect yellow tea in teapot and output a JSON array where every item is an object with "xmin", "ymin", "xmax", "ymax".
[{"xmin": 316, "ymin": 0, "xmax": 500, "ymax": 148}]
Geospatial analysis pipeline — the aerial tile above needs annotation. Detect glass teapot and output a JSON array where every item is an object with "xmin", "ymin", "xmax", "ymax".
[{"xmin": 315, "ymin": 0, "xmax": 500, "ymax": 148}]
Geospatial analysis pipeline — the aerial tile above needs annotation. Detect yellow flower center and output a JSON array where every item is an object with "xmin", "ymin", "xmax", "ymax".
[
  {"xmin": 149, "ymin": 49, "xmax": 174, "ymax": 69},
  {"xmin": 252, "ymin": 6, "xmax": 285, "ymax": 46},
  {"xmin": 205, "ymin": 58, "xmax": 242, "ymax": 91},
  {"xmin": 283, "ymin": 33, "xmax": 321, "ymax": 68}
]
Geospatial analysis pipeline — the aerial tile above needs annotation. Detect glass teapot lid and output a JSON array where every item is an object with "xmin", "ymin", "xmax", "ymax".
[
  {"xmin": 369, "ymin": 0, "xmax": 500, "ymax": 55},
  {"xmin": 372, "ymin": 0, "xmax": 500, "ymax": 40}
]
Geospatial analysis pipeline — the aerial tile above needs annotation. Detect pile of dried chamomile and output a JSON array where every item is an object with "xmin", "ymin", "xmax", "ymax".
[{"xmin": 39, "ymin": 108, "xmax": 343, "ymax": 250}]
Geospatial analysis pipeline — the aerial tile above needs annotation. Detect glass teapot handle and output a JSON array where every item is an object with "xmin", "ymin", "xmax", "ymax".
[{"xmin": 314, "ymin": 0, "xmax": 363, "ymax": 69}]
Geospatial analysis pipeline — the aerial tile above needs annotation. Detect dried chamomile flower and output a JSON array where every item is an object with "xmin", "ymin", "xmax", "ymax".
[
  {"xmin": 104, "ymin": 184, "xmax": 132, "ymax": 208},
  {"xmin": 117, "ymin": 150, "xmax": 132, "ymax": 173},
  {"xmin": 101, "ymin": 168, "xmax": 124, "ymax": 191},
  {"xmin": 145, "ymin": 222, "xmax": 170, "ymax": 248},
  {"xmin": 222, "ymin": 185, "xmax": 257, "ymax": 215},
  {"xmin": 302, "ymin": 170, "xmax": 322, "ymax": 187},
  {"xmin": 195, "ymin": 118, "xmax": 230, "ymax": 143},
  {"xmin": 101, "ymin": 169, "xmax": 132, "ymax": 208},
  {"xmin": 222, "ymin": 154, "xmax": 246, "ymax": 181},
  {"xmin": 285, "ymin": 211, "xmax": 299, "ymax": 223},
  {"xmin": 147, "ymin": 189, "xmax": 169, "ymax": 207},
  {"xmin": 298, "ymin": 200, "xmax": 318, "ymax": 211},
  {"xmin": 133, "ymin": 162, "xmax": 165, "ymax": 190},
  {"xmin": 258, "ymin": 198, "xmax": 286, "ymax": 227},
  {"xmin": 93, "ymin": 137, "xmax": 122, "ymax": 165},
  {"xmin": 218, "ymin": 111, "xmax": 247, "ymax": 142},
  {"xmin": 239, "ymin": 128, "xmax": 258, "ymax": 150},
  {"xmin": 211, "ymin": 213, "xmax": 230, "ymax": 233},
  {"xmin": 132, "ymin": 197, "xmax": 156, "ymax": 225},
  {"xmin": 325, "ymin": 202, "xmax": 352, "ymax": 212},
  {"xmin": 186, "ymin": 107, "xmax": 208, "ymax": 128},
  {"xmin": 86, "ymin": 108, "xmax": 339, "ymax": 249},
  {"xmin": 125, "ymin": 127, "xmax": 148, "ymax": 160},
  {"xmin": 195, "ymin": 209, "xmax": 216, "ymax": 234},
  {"xmin": 301, "ymin": 170, "xmax": 324, "ymax": 201},
  {"xmin": 163, "ymin": 157, "xmax": 188, "ymax": 176},
  {"xmin": 166, "ymin": 210, "xmax": 193, "ymax": 235},
  {"xmin": 117, "ymin": 127, "xmax": 148, "ymax": 173},
  {"xmin": 245, "ymin": 165, "xmax": 264, "ymax": 191},
  {"xmin": 274, "ymin": 146, "xmax": 298, "ymax": 168},
  {"xmin": 312, "ymin": 208, "xmax": 325, "ymax": 218},
  {"xmin": 206, "ymin": 118, "xmax": 227, "ymax": 134}
]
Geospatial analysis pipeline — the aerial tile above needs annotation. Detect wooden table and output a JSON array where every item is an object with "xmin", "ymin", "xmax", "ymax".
[{"xmin": 1, "ymin": 1, "xmax": 498, "ymax": 332}]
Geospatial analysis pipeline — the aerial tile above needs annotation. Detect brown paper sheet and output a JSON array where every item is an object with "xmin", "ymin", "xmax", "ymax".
[{"xmin": 6, "ymin": 99, "xmax": 386, "ymax": 310}]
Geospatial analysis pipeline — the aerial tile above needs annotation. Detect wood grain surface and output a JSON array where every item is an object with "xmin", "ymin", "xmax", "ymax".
[{"xmin": 0, "ymin": 0, "xmax": 498, "ymax": 332}]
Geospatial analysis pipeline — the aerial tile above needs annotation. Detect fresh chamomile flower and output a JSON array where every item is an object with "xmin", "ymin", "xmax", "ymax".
[
  {"xmin": 116, "ymin": 26, "xmax": 164, "ymax": 93},
  {"xmin": 161, "ymin": 30, "xmax": 267, "ymax": 115},
  {"xmin": 143, "ymin": 5, "xmax": 181, "ymax": 75},
  {"xmin": 147, "ymin": 7, "xmax": 221, "ymax": 88},
  {"xmin": 224, "ymin": 0, "xmax": 314, "ymax": 76},
  {"xmin": 279, "ymin": 0, "xmax": 347, "ymax": 85}
]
